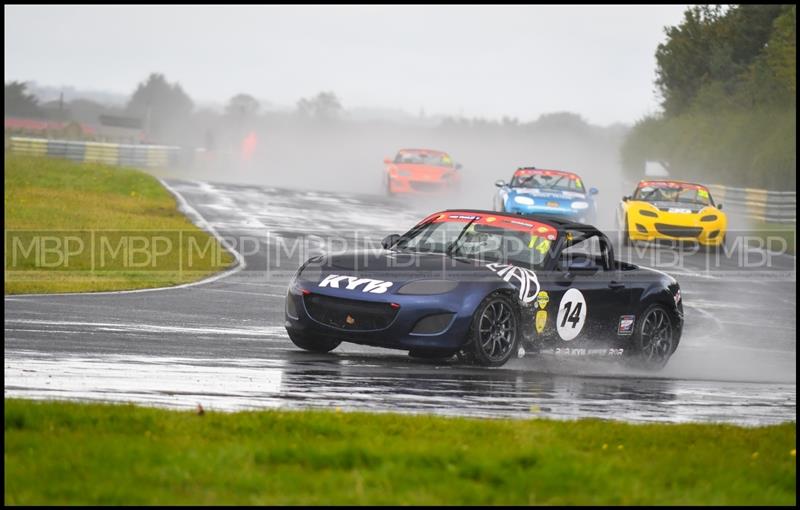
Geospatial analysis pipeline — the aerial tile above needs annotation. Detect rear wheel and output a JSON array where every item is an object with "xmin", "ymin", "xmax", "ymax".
[
  {"xmin": 626, "ymin": 303, "xmax": 676, "ymax": 370},
  {"xmin": 287, "ymin": 330, "xmax": 341, "ymax": 353},
  {"xmin": 464, "ymin": 292, "xmax": 520, "ymax": 367}
]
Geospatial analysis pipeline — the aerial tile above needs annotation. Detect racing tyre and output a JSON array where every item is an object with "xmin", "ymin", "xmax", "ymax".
[
  {"xmin": 385, "ymin": 176, "xmax": 393, "ymax": 197},
  {"xmin": 626, "ymin": 303, "xmax": 676, "ymax": 370},
  {"xmin": 621, "ymin": 215, "xmax": 631, "ymax": 247},
  {"xmin": 409, "ymin": 348, "xmax": 458, "ymax": 360},
  {"xmin": 287, "ymin": 330, "xmax": 341, "ymax": 353},
  {"xmin": 465, "ymin": 292, "xmax": 520, "ymax": 367},
  {"xmin": 706, "ymin": 235, "xmax": 726, "ymax": 254}
]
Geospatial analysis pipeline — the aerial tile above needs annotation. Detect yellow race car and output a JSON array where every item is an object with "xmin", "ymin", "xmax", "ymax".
[{"xmin": 616, "ymin": 179, "xmax": 727, "ymax": 249}]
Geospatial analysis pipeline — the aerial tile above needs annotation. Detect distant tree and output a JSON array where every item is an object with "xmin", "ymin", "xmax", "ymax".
[
  {"xmin": 654, "ymin": 5, "xmax": 787, "ymax": 115},
  {"xmin": 225, "ymin": 93, "xmax": 260, "ymax": 118},
  {"xmin": 126, "ymin": 73, "xmax": 194, "ymax": 142},
  {"xmin": 530, "ymin": 112, "xmax": 589, "ymax": 133},
  {"xmin": 296, "ymin": 91, "xmax": 342, "ymax": 121},
  {"xmin": 5, "ymin": 81, "xmax": 42, "ymax": 118}
]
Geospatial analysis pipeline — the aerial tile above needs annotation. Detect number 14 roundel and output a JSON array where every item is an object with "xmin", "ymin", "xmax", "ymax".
[{"xmin": 556, "ymin": 288, "xmax": 587, "ymax": 341}]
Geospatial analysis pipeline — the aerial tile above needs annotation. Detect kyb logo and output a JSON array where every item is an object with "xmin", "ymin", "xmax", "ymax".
[
  {"xmin": 318, "ymin": 274, "xmax": 393, "ymax": 294},
  {"xmin": 485, "ymin": 262, "xmax": 540, "ymax": 304}
]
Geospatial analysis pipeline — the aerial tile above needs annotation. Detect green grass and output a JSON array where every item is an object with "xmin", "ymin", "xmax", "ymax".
[
  {"xmin": 4, "ymin": 399, "xmax": 796, "ymax": 505},
  {"xmin": 4, "ymin": 155, "xmax": 234, "ymax": 294}
]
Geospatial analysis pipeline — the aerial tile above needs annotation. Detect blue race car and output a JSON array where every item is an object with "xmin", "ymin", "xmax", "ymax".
[
  {"xmin": 493, "ymin": 167, "xmax": 598, "ymax": 224},
  {"xmin": 285, "ymin": 210, "xmax": 683, "ymax": 369}
]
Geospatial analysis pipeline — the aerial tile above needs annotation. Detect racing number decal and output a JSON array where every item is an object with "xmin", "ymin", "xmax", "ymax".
[{"xmin": 556, "ymin": 288, "xmax": 587, "ymax": 341}]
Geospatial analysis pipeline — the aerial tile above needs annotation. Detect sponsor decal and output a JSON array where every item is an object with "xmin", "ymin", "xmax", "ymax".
[
  {"xmin": 674, "ymin": 289, "xmax": 681, "ymax": 306},
  {"xmin": 485, "ymin": 262, "xmax": 540, "ymax": 304},
  {"xmin": 318, "ymin": 274, "xmax": 393, "ymax": 294},
  {"xmin": 535, "ymin": 290, "xmax": 550, "ymax": 334},
  {"xmin": 617, "ymin": 315, "xmax": 635, "ymax": 336},
  {"xmin": 667, "ymin": 208, "xmax": 692, "ymax": 214},
  {"xmin": 552, "ymin": 348, "xmax": 624, "ymax": 357},
  {"xmin": 556, "ymin": 288, "xmax": 587, "ymax": 341}
]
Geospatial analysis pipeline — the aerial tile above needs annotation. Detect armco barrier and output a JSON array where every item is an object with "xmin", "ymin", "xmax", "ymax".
[
  {"xmin": 9, "ymin": 137, "xmax": 182, "ymax": 169},
  {"xmin": 708, "ymin": 184, "xmax": 796, "ymax": 224}
]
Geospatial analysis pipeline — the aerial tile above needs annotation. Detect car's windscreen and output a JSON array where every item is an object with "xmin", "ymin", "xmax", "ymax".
[
  {"xmin": 394, "ymin": 151, "xmax": 453, "ymax": 168},
  {"xmin": 634, "ymin": 184, "xmax": 712, "ymax": 205},
  {"xmin": 393, "ymin": 217, "xmax": 555, "ymax": 270},
  {"xmin": 511, "ymin": 172, "xmax": 584, "ymax": 193}
]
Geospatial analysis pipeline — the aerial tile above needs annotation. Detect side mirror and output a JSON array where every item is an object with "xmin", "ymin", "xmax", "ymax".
[
  {"xmin": 590, "ymin": 187, "xmax": 599, "ymax": 195},
  {"xmin": 717, "ymin": 203, "xmax": 723, "ymax": 210},
  {"xmin": 455, "ymin": 163, "xmax": 462, "ymax": 170},
  {"xmin": 382, "ymin": 234, "xmax": 401, "ymax": 250},
  {"xmin": 622, "ymin": 195, "xmax": 630, "ymax": 202},
  {"xmin": 383, "ymin": 157, "xmax": 392, "ymax": 165},
  {"xmin": 494, "ymin": 179, "xmax": 507, "ymax": 188}
]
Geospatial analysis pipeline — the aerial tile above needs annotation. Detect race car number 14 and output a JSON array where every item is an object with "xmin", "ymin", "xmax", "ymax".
[{"xmin": 556, "ymin": 288, "xmax": 587, "ymax": 341}]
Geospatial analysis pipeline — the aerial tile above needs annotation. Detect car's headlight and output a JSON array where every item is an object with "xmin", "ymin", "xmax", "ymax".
[
  {"xmin": 571, "ymin": 201, "xmax": 589, "ymax": 210},
  {"xmin": 514, "ymin": 195, "xmax": 534, "ymax": 205},
  {"xmin": 639, "ymin": 209, "xmax": 658, "ymax": 218},
  {"xmin": 700, "ymin": 214, "xmax": 718, "ymax": 222},
  {"xmin": 397, "ymin": 279, "xmax": 458, "ymax": 295}
]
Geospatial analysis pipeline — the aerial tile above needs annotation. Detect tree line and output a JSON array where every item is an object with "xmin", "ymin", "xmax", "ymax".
[{"xmin": 621, "ymin": 4, "xmax": 796, "ymax": 189}]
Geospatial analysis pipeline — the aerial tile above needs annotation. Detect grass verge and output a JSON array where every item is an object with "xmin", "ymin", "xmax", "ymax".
[
  {"xmin": 4, "ymin": 155, "xmax": 234, "ymax": 294},
  {"xmin": 4, "ymin": 399, "xmax": 796, "ymax": 505}
]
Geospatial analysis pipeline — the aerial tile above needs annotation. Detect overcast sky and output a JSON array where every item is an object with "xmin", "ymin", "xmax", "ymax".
[{"xmin": 5, "ymin": 5, "xmax": 688, "ymax": 125}]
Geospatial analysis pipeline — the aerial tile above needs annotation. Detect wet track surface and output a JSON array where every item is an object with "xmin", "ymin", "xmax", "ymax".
[{"xmin": 4, "ymin": 180, "xmax": 797, "ymax": 425}]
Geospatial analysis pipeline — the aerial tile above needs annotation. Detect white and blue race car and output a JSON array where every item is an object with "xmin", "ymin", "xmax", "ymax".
[{"xmin": 493, "ymin": 167, "xmax": 599, "ymax": 224}]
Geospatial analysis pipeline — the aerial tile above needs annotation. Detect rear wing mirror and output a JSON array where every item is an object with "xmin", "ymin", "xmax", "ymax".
[
  {"xmin": 382, "ymin": 234, "xmax": 401, "ymax": 249},
  {"xmin": 495, "ymin": 179, "xmax": 507, "ymax": 188}
]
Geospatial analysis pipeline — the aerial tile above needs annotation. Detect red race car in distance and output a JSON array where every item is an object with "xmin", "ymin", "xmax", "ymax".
[{"xmin": 383, "ymin": 148, "xmax": 462, "ymax": 195}]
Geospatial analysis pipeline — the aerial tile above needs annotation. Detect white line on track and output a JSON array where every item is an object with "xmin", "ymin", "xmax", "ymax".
[{"xmin": 4, "ymin": 318, "xmax": 286, "ymax": 337}]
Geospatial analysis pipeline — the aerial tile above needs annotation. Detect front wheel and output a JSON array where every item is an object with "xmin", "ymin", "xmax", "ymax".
[
  {"xmin": 385, "ymin": 174, "xmax": 393, "ymax": 197},
  {"xmin": 464, "ymin": 292, "xmax": 520, "ymax": 367},
  {"xmin": 287, "ymin": 330, "xmax": 341, "ymax": 353},
  {"xmin": 621, "ymin": 214, "xmax": 631, "ymax": 246},
  {"xmin": 626, "ymin": 303, "xmax": 676, "ymax": 370}
]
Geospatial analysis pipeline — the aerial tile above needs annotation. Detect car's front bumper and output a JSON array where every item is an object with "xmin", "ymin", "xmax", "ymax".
[
  {"xmin": 389, "ymin": 175, "xmax": 460, "ymax": 194},
  {"xmin": 628, "ymin": 213, "xmax": 726, "ymax": 246},
  {"xmin": 284, "ymin": 281, "xmax": 481, "ymax": 351}
]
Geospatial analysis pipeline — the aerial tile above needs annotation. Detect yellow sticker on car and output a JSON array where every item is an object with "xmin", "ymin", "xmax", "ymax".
[{"xmin": 535, "ymin": 239, "xmax": 551, "ymax": 255}]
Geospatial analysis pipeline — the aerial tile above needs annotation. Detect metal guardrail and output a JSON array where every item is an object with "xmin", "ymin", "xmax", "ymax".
[
  {"xmin": 8, "ymin": 137, "xmax": 183, "ymax": 169},
  {"xmin": 708, "ymin": 184, "xmax": 796, "ymax": 224}
]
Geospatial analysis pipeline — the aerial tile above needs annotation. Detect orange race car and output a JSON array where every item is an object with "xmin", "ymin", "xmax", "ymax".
[{"xmin": 383, "ymin": 148, "xmax": 462, "ymax": 195}]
